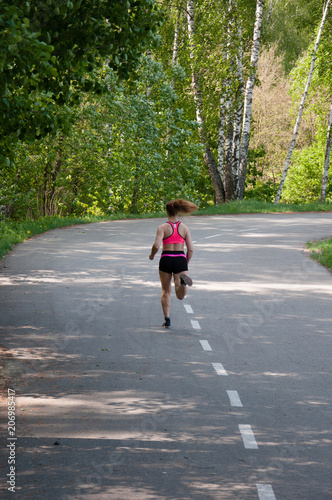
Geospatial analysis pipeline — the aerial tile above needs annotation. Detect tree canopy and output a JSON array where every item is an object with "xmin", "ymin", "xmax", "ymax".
[
  {"xmin": 0, "ymin": 0, "xmax": 162, "ymax": 162},
  {"xmin": 1, "ymin": 0, "xmax": 332, "ymax": 217}
]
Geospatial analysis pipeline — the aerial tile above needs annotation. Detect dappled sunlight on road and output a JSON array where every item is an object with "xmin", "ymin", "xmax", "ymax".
[
  {"xmin": 1, "ymin": 215, "xmax": 332, "ymax": 499},
  {"xmin": 195, "ymin": 280, "xmax": 332, "ymax": 295}
]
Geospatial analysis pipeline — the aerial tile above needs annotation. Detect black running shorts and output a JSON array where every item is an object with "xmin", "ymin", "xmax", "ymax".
[{"xmin": 159, "ymin": 251, "xmax": 188, "ymax": 275}]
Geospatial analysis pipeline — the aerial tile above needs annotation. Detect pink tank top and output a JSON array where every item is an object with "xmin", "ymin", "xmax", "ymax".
[{"xmin": 163, "ymin": 221, "xmax": 185, "ymax": 245}]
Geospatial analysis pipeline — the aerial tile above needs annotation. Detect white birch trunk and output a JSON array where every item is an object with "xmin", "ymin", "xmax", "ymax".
[
  {"xmin": 266, "ymin": 0, "xmax": 275, "ymax": 25},
  {"xmin": 224, "ymin": 99, "xmax": 234, "ymax": 199},
  {"xmin": 219, "ymin": 2, "xmax": 243, "ymax": 200},
  {"xmin": 238, "ymin": 0, "xmax": 264, "ymax": 199},
  {"xmin": 187, "ymin": 0, "xmax": 203, "ymax": 129},
  {"xmin": 218, "ymin": 0, "xmax": 232, "ymax": 185},
  {"xmin": 146, "ymin": 49, "xmax": 152, "ymax": 99},
  {"xmin": 321, "ymin": 98, "xmax": 332, "ymax": 202},
  {"xmin": 224, "ymin": 0, "xmax": 236, "ymax": 200},
  {"xmin": 275, "ymin": 0, "xmax": 331, "ymax": 204},
  {"xmin": 187, "ymin": 0, "xmax": 225, "ymax": 203},
  {"xmin": 232, "ymin": 23, "xmax": 244, "ymax": 198},
  {"xmin": 218, "ymin": 90, "xmax": 227, "ymax": 182},
  {"xmin": 167, "ymin": 11, "xmax": 181, "ymax": 159},
  {"xmin": 172, "ymin": 14, "xmax": 180, "ymax": 69}
]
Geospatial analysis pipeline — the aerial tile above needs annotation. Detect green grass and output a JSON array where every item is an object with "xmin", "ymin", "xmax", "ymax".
[
  {"xmin": 1, "ymin": 199, "xmax": 332, "ymax": 262},
  {"xmin": 195, "ymin": 199, "xmax": 332, "ymax": 215},
  {"xmin": 306, "ymin": 238, "xmax": 332, "ymax": 271}
]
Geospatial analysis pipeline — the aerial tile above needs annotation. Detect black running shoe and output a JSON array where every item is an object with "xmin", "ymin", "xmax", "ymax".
[
  {"xmin": 162, "ymin": 317, "xmax": 171, "ymax": 328},
  {"xmin": 180, "ymin": 274, "xmax": 193, "ymax": 287}
]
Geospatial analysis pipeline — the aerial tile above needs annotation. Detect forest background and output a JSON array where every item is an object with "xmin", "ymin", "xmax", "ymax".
[{"xmin": 1, "ymin": 0, "xmax": 332, "ymax": 221}]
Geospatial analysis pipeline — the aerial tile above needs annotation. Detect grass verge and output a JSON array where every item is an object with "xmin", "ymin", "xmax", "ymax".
[
  {"xmin": 305, "ymin": 238, "xmax": 332, "ymax": 271},
  {"xmin": 195, "ymin": 199, "xmax": 332, "ymax": 215},
  {"xmin": 1, "ymin": 199, "xmax": 332, "ymax": 262},
  {"xmin": 0, "ymin": 212, "xmax": 165, "ymax": 261}
]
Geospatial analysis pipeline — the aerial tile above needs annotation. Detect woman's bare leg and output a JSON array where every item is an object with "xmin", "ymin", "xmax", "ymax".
[
  {"xmin": 174, "ymin": 271, "xmax": 190, "ymax": 300},
  {"xmin": 159, "ymin": 270, "xmax": 172, "ymax": 318}
]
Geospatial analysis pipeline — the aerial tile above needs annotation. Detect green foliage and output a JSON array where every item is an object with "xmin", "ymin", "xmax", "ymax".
[
  {"xmin": 281, "ymin": 140, "xmax": 332, "ymax": 203},
  {"xmin": 2, "ymin": 0, "xmax": 332, "ymax": 218},
  {"xmin": 245, "ymin": 145, "xmax": 266, "ymax": 186},
  {"xmin": 154, "ymin": 0, "xmax": 260, "ymax": 163},
  {"xmin": 0, "ymin": 0, "xmax": 163, "ymax": 162},
  {"xmin": 0, "ymin": 57, "xmax": 206, "ymax": 218},
  {"xmin": 245, "ymin": 180, "xmax": 278, "ymax": 202},
  {"xmin": 281, "ymin": 22, "xmax": 332, "ymax": 205},
  {"xmin": 264, "ymin": 0, "xmax": 325, "ymax": 73},
  {"xmin": 242, "ymin": 145, "xmax": 277, "ymax": 202},
  {"xmin": 107, "ymin": 59, "xmax": 204, "ymax": 213}
]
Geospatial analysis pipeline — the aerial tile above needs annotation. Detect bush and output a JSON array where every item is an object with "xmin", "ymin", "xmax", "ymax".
[
  {"xmin": 282, "ymin": 141, "xmax": 332, "ymax": 204},
  {"xmin": 244, "ymin": 180, "xmax": 278, "ymax": 202}
]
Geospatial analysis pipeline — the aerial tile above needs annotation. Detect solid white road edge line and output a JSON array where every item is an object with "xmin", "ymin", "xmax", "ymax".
[
  {"xmin": 256, "ymin": 483, "xmax": 276, "ymax": 500},
  {"xmin": 239, "ymin": 424, "xmax": 258, "ymax": 449},
  {"xmin": 211, "ymin": 362, "xmax": 228, "ymax": 376},
  {"xmin": 226, "ymin": 390, "xmax": 243, "ymax": 407},
  {"xmin": 199, "ymin": 340, "xmax": 212, "ymax": 351}
]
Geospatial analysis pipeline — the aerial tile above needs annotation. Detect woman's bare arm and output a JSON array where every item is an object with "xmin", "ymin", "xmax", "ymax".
[
  {"xmin": 149, "ymin": 225, "xmax": 164, "ymax": 260},
  {"xmin": 183, "ymin": 225, "xmax": 194, "ymax": 263}
]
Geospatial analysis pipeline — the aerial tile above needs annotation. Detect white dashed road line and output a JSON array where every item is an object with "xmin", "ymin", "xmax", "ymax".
[
  {"xmin": 199, "ymin": 340, "xmax": 212, "ymax": 351},
  {"xmin": 226, "ymin": 390, "xmax": 243, "ymax": 407},
  {"xmin": 204, "ymin": 233, "xmax": 222, "ymax": 239},
  {"xmin": 256, "ymin": 484, "xmax": 276, "ymax": 500},
  {"xmin": 184, "ymin": 304, "xmax": 194, "ymax": 314},
  {"xmin": 189, "ymin": 234, "xmax": 276, "ymax": 498},
  {"xmin": 211, "ymin": 362, "xmax": 228, "ymax": 376},
  {"xmin": 239, "ymin": 424, "xmax": 258, "ymax": 449}
]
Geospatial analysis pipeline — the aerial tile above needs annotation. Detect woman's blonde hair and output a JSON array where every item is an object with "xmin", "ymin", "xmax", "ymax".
[{"xmin": 166, "ymin": 199, "xmax": 198, "ymax": 218}]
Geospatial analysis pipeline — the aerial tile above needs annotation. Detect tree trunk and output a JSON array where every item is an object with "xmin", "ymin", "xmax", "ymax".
[
  {"xmin": 48, "ymin": 137, "xmax": 64, "ymax": 215},
  {"xmin": 266, "ymin": 0, "xmax": 275, "ymax": 25},
  {"xmin": 218, "ymin": 89, "xmax": 226, "ymax": 183},
  {"xmin": 172, "ymin": 10, "xmax": 180, "ymax": 71},
  {"xmin": 275, "ymin": 0, "xmax": 331, "ymax": 204},
  {"xmin": 131, "ymin": 168, "xmax": 139, "ymax": 213},
  {"xmin": 167, "ymin": 8, "xmax": 181, "ymax": 159},
  {"xmin": 224, "ymin": 0, "xmax": 236, "ymax": 201},
  {"xmin": 43, "ymin": 137, "xmax": 63, "ymax": 216},
  {"xmin": 146, "ymin": 49, "xmax": 152, "ymax": 99},
  {"xmin": 238, "ymin": 0, "xmax": 264, "ymax": 199},
  {"xmin": 43, "ymin": 162, "xmax": 50, "ymax": 217},
  {"xmin": 232, "ymin": 22, "xmax": 244, "ymax": 199},
  {"xmin": 321, "ymin": 98, "xmax": 332, "ymax": 202},
  {"xmin": 219, "ymin": 1, "xmax": 243, "ymax": 201},
  {"xmin": 187, "ymin": 0, "xmax": 225, "ymax": 203},
  {"xmin": 232, "ymin": 81, "xmax": 243, "ymax": 198},
  {"xmin": 224, "ymin": 90, "xmax": 235, "ymax": 200}
]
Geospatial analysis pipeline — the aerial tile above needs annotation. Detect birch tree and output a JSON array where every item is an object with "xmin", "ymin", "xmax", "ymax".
[
  {"xmin": 237, "ymin": 0, "xmax": 264, "ymax": 199},
  {"xmin": 220, "ymin": 0, "xmax": 243, "ymax": 201},
  {"xmin": 321, "ymin": 98, "xmax": 332, "ymax": 202},
  {"xmin": 230, "ymin": 16, "xmax": 244, "ymax": 200},
  {"xmin": 275, "ymin": 0, "xmax": 331, "ymax": 203},
  {"xmin": 157, "ymin": 0, "xmax": 265, "ymax": 203},
  {"xmin": 187, "ymin": 0, "xmax": 225, "ymax": 203}
]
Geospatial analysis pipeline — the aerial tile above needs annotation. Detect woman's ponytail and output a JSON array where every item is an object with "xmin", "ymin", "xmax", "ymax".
[{"xmin": 166, "ymin": 199, "xmax": 198, "ymax": 217}]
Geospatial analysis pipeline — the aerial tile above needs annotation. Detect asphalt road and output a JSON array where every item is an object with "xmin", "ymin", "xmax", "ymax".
[{"xmin": 0, "ymin": 213, "xmax": 332, "ymax": 500}]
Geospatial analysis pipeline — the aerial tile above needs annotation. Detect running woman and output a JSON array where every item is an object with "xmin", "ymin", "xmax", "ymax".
[{"xmin": 149, "ymin": 199, "xmax": 198, "ymax": 328}]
